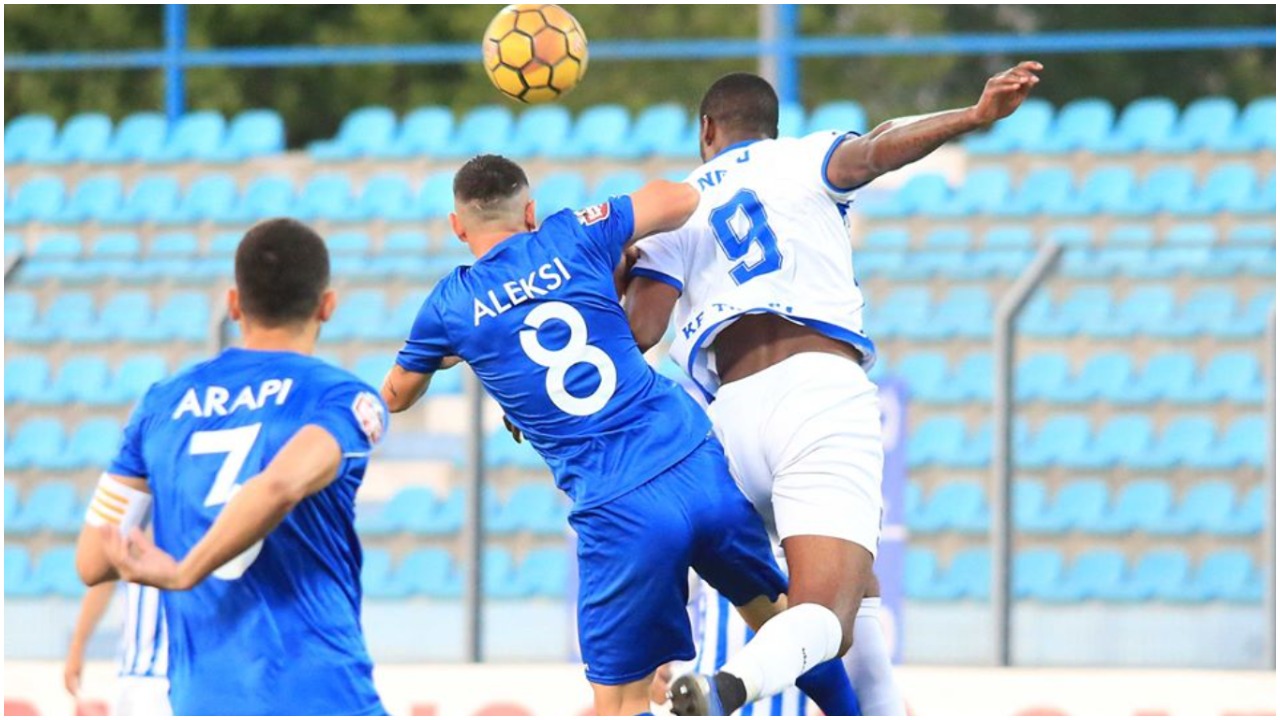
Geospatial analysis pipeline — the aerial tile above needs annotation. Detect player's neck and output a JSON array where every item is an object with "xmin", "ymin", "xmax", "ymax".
[
  {"xmin": 239, "ymin": 324, "xmax": 318, "ymax": 356},
  {"xmin": 707, "ymin": 133, "xmax": 767, "ymax": 161},
  {"xmin": 467, "ymin": 228, "xmax": 524, "ymax": 259}
]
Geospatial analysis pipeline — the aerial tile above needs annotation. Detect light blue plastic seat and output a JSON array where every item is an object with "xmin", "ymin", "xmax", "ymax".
[
  {"xmin": 97, "ymin": 112, "xmax": 167, "ymax": 164},
  {"xmin": 806, "ymin": 100, "xmax": 866, "ymax": 134},
  {"xmin": 1088, "ymin": 286, "xmax": 1174, "ymax": 337},
  {"xmin": 5, "ymin": 356, "xmax": 50, "ymax": 403},
  {"xmin": 1195, "ymin": 352, "xmax": 1263, "ymax": 404},
  {"xmin": 929, "ymin": 287, "xmax": 991, "ymax": 339},
  {"xmin": 907, "ymin": 416, "xmax": 965, "ymax": 468},
  {"xmin": 1031, "ymin": 481, "xmax": 1110, "ymax": 535},
  {"xmin": 873, "ymin": 174, "xmax": 952, "ymax": 219},
  {"xmin": 938, "ymin": 353, "xmax": 991, "ymax": 403},
  {"xmin": 388, "ymin": 171, "xmax": 454, "ymax": 221},
  {"xmin": 895, "ymin": 352, "xmax": 948, "ymax": 403},
  {"xmin": 1165, "ymin": 223, "xmax": 1216, "ymax": 246},
  {"xmin": 948, "ymin": 549, "xmax": 992, "ymax": 601},
  {"xmin": 506, "ymin": 106, "xmax": 572, "ymax": 157},
  {"xmin": 866, "ymin": 286, "xmax": 931, "ymax": 338},
  {"xmin": 224, "ymin": 175, "xmax": 294, "ymax": 224},
  {"xmin": 349, "ymin": 173, "xmax": 411, "ymax": 222},
  {"xmin": 1040, "ymin": 550, "xmax": 1127, "ymax": 602},
  {"xmin": 964, "ymin": 98, "xmax": 1053, "ymax": 154},
  {"xmin": 1093, "ymin": 97, "xmax": 1179, "ymax": 153},
  {"xmin": 399, "ymin": 547, "xmax": 462, "ymax": 598},
  {"xmin": 997, "ymin": 167, "xmax": 1075, "ymax": 217},
  {"xmin": 4, "ymin": 233, "xmax": 23, "ymax": 258},
  {"xmin": 154, "ymin": 111, "xmax": 226, "ymax": 163},
  {"xmin": 1230, "ymin": 170, "xmax": 1276, "ymax": 214},
  {"xmin": 60, "ymin": 417, "xmax": 123, "ymax": 469},
  {"xmin": 1134, "ymin": 416, "xmax": 1215, "ymax": 470},
  {"xmin": 209, "ymin": 109, "xmax": 285, "ymax": 162},
  {"xmin": 554, "ymin": 104, "xmax": 631, "ymax": 158},
  {"xmin": 4, "ymin": 292, "xmax": 42, "ymax": 342},
  {"xmin": 776, "ymin": 101, "xmax": 805, "ymax": 138},
  {"xmin": 160, "ymin": 174, "xmax": 238, "ymax": 224},
  {"xmin": 38, "ymin": 355, "xmax": 112, "ymax": 406},
  {"xmin": 309, "ymin": 106, "xmax": 397, "ymax": 160},
  {"xmin": 152, "ymin": 292, "xmax": 210, "ymax": 342},
  {"xmin": 360, "ymin": 548, "xmax": 403, "ymax": 599},
  {"xmin": 46, "ymin": 292, "xmax": 105, "ymax": 344},
  {"xmin": 1019, "ymin": 286, "xmax": 1109, "ymax": 338},
  {"xmin": 377, "ymin": 106, "xmax": 453, "ymax": 159},
  {"xmin": 327, "ymin": 231, "xmax": 371, "ymax": 256},
  {"xmin": 362, "ymin": 486, "xmax": 433, "ymax": 535},
  {"xmin": 1179, "ymin": 164, "xmax": 1257, "ymax": 216},
  {"xmin": 1215, "ymin": 486, "xmax": 1263, "ymax": 536},
  {"xmin": 1210, "ymin": 96, "xmax": 1275, "ymax": 152},
  {"xmin": 629, "ymin": 103, "xmax": 689, "ymax": 157},
  {"xmin": 1085, "ymin": 415, "xmax": 1154, "ymax": 469},
  {"xmin": 1106, "ymin": 224, "xmax": 1156, "ymax": 246},
  {"xmin": 9, "ymin": 481, "xmax": 80, "ymax": 534},
  {"xmin": 923, "ymin": 227, "xmax": 973, "ymax": 249},
  {"xmin": 1199, "ymin": 416, "xmax": 1265, "ymax": 469},
  {"xmin": 5, "ymin": 547, "xmax": 35, "ymax": 596},
  {"xmin": 383, "ymin": 230, "xmax": 429, "ymax": 254},
  {"xmin": 932, "ymin": 168, "xmax": 1012, "ymax": 217},
  {"xmin": 533, "ymin": 172, "xmax": 587, "ymax": 215},
  {"xmin": 1227, "ymin": 223, "xmax": 1274, "ymax": 245},
  {"xmin": 50, "ymin": 175, "xmax": 123, "ymax": 224},
  {"xmin": 1021, "ymin": 415, "xmax": 1090, "ymax": 469},
  {"xmin": 6, "ymin": 418, "xmax": 68, "ymax": 470},
  {"xmin": 863, "ymin": 227, "xmax": 911, "ymax": 250},
  {"xmin": 1091, "ymin": 480, "xmax": 1172, "ymax": 534},
  {"xmin": 909, "ymin": 481, "xmax": 987, "ymax": 534},
  {"xmin": 1150, "ymin": 481, "xmax": 1235, "ymax": 536},
  {"xmin": 445, "ymin": 105, "xmax": 514, "ymax": 157},
  {"xmin": 108, "ymin": 354, "xmax": 169, "ymax": 404},
  {"xmin": 91, "ymin": 232, "xmax": 142, "ymax": 260},
  {"xmin": 292, "ymin": 173, "xmax": 354, "ymax": 221},
  {"xmin": 522, "ymin": 548, "xmax": 571, "ymax": 598},
  {"xmin": 592, "ymin": 170, "xmax": 646, "ymax": 203},
  {"xmin": 1117, "ymin": 166, "xmax": 1196, "ymax": 216},
  {"xmin": 36, "ymin": 113, "xmax": 113, "ymax": 165},
  {"xmin": 1014, "ymin": 549, "xmax": 1065, "ymax": 598},
  {"xmin": 6, "ymin": 176, "xmax": 66, "ymax": 225},
  {"xmin": 324, "ymin": 289, "xmax": 386, "ymax": 342},
  {"xmin": 1047, "ymin": 166, "xmax": 1137, "ymax": 216},
  {"xmin": 32, "ymin": 545, "xmax": 85, "ymax": 597},
  {"xmin": 1033, "ymin": 98, "xmax": 1115, "ymax": 152},
  {"xmin": 482, "ymin": 546, "xmax": 526, "ymax": 598},
  {"xmin": 1062, "ymin": 352, "xmax": 1132, "ymax": 403},
  {"xmin": 984, "ymin": 226, "xmax": 1034, "ymax": 248},
  {"xmin": 31, "ymin": 233, "xmax": 82, "ymax": 260},
  {"xmin": 1176, "ymin": 287, "xmax": 1236, "ymax": 337},
  {"xmin": 1165, "ymin": 551, "xmax": 1259, "ymax": 603},
  {"xmin": 5, "ymin": 114, "xmax": 57, "ymax": 164},
  {"xmin": 1150, "ymin": 97, "xmax": 1237, "ymax": 153},
  {"xmin": 1106, "ymin": 550, "xmax": 1191, "ymax": 602},
  {"xmin": 905, "ymin": 549, "xmax": 943, "ymax": 600},
  {"xmin": 101, "ymin": 175, "xmax": 181, "ymax": 225}
]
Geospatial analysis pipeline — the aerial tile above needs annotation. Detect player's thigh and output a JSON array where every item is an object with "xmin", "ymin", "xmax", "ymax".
[
  {"xmin": 590, "ymin": 674, "xmax": 657, "ymax": 716},
  {"xmin": 682, "ymin": 439, "xmax": 788, "ymax": 610},
  {"xmin": 707, "ymin": 387, "xmax": 777, "ymax": 535},
  {"xmin": 568, "ymin": 482, "xmax": 697, "ymax": 688}
]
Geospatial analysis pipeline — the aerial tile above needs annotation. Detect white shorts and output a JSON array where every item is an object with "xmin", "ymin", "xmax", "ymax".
[
  {"xmin": 114, "ymin": 675, "xmax": 172, "ymax": 716},
  {"xmin": 708, "ymin": 352, "xmax": 883, "ymax": 558}
]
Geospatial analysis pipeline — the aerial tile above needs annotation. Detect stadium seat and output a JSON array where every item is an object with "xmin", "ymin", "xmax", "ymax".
[
  {"xmin": 31, "ymin": 233, "xmax": 82, "ymax": 260},
  {"xmin": 6, "ymin": 418, "xmax": 68, "ymax": 471},
  {"xmin": 806, "ymin": 100, "xmax": 867, "ymax": 134},
  {"xmin": 8, "ymin": 480, "xmax": 81, "ymax": 535},
  {"xmin": 223, "ymin": 175, "xmax": 295, "ymax": 224},
  {"xmin": 905, "ymin": 549, "xmax": 944, "ymax": 600},
  {"xmin": 209, "ymin": 109, "xmax": 285, "ymax": 162},
  {"xmin": 895, "ymin": 352, "xmax": 949, "ymax": 403},
  {"xmin": 398, "ymin": 547, "xmax": 462, "ymax": 598},
  {"xmin": 5, "ymin": 355, "xmax": 51, "ymax": 404},
  {"xmin": 964, "ymin": 98, "xmax": 1052, "ymax": 154},
  {"xmin": 1065, "ymin": 352, "xmax": 1133, "ymax": 404},
  {"xmin": 4, "ymin": 233, "xmax": 23, "ymax": 258},
  {"xmin": 859, "ymin": 174, "xmax": 950, "ymax": 218},
  {"xmin": 101, "ymin": 175, "xmax": 182, "ymax": 225},
  {"xmin": 360, "ymin": 548, "xmax": 405, "ymax": 599},
  {"xmin": 154, "ymin": 110, "xmax": 226, "ymax": 163},
  {"xmin": 1177, "ymin": 164, "xmax": 1257, "ymax": 216},
  {"xmin": 158, "ymin": 174, "xmax": 238, "ymax": 224},
  {"xmin": 309, "ymin": 106, "xmax": 397, "ymax": 160},
  {"xmin": 356, "ymin": 486, "xmax": 429, "ymax": 536},
  {"xmin": 34, "ymin": 355, "xmax": 112, "ymax": 406},
  {"xmin": 1217, "ymin": 485, "xmax": 1264, "ymax": 536},
  {"xmin": 931, "ymin": 168, "xmax": 1012, "ymax": 216},
  {"xmin": 553, "ymin": 104, "xmax": 630, "ymax": 158},
  {"xmin": 506, "ymin": 105, "xmax": 572, "ymax": 157},
  {"xmin": 1133, "ymin": 415, "xmax": 1215, "ymax": 470},
  {"xmin": 1180, "ymin": 352, "xmax": 1264, "ymax": 404},
  {"xmin": 35, "ymin": 112, "xmax": 113, "ymax": 165},
  {"xmin": 6, "ymin": 176, "xmax": 66, "ymax": 225},
  {"xmin": 1230, "ymin": 170, "xmax": 1276, "ymax": 214},
  {"xmin": 483, "ymin": 547, "xmax": 527, "ymax": 599},
  {"xmin": 628, "ymin": 103, "xmax": 689, "ymax": 157},
  {"xmin": 107, "ymin": 354, "xmax": 169, "ymax": 404},
  {"xmin": 5, "ymin": 292, "xmax": 44, "ymax": 343},
  {"xmin": 1165, "ymin": 550, "xmax": 1260, "ymax": 603},
  {"xmin": 51, "ymin": 175, "xmax": 124, "ymax": 224},
  {"xmin": 984, "ymin": 226, "xmax": 1034, "ymax": 248},
  {"xmin": 947, "ymin": 549, "xmax": 992, "ymax": 601},
  {"xmin": 1034, "ymin": 98, "xmax": 1115, "ymax": 154},
  {"xmin": 1027, "ymin": 480, "xmax": 1114, "ymax": 535},
  {"xmin": 522, "ymin": 548, "xmax": 571, "ymax": 598},
  {"xmin": 1104, "ymin": 549, "xmax": 1191, "ymax": 602},
  {"xmin": 1040, "ymin": 549, "xmax": 1126, "ymax": 602},
  {"xmin": 533, "ymin": 172, "xmax": 587, "ymax": 214},
  {"xmin": 1088, "ymin": 480, "xmax": 1172, "ymax": 534},
  {"xmin": 908, "ymin": 481, "xmax": 988, "ymax": 534},
  {"xmin": 592, "ymin": 170, "xmax": 646, "ymax": 202},
  {"xmin": 5, "ymin": 114, "xmax": 58, "ymax": 164},
  {"xmin": 1045, "ymin": 166, "xmax": 1137, "ymax": 216},
  {"xmin": 1149, "ymin": 481, "xmax": 1236, "ymax": 536},
  {"xmin": 383, "ymin": 230, "xmax": 429, "ymax": 254},
  {"xmin": 4, "ymin": 547, "xmax": 35, "ymax": 597},
  {"xmin": 31, "ymin": 545, "xmax": 85, "ymax": 597},
  {"xmin": 1019, "ymin": 286, "xmax": 1110, "ymax": 338},
  {"xmin": 1116, "ymin": 166, "xmax": 1196, "ymax": 215},
  {"xmin": 97, "ymin": 112, "xmax": 167, "ymax": 164},
  {"xmin": 1199, "ymin": 416, "xmax": 1265, "ymax": 469},
  {"xmin": 777, "ymin": 101, "xmax": 805, "ymax": 138},
  {"xmin": 1022, "ymin": 415, "xmax": 1095, "ymax": 469},
  {"xmin": 1106, "ymin": 224, "xmax": 1156, "ymax": 246},
  {"xmin": 1227, "ymin": 223, "xmax": 1274, "ymax": 245},
  {"xmin": 377, "ymin": 106, "xmax": 454, "ymax": 159},
  {"xmin": 1150, "ymin": 96, "xmax": 1237, "ymax": 153},
  {"xmin": 1014, "ymin": 549, "xmax": 1065, "ymax": 599},
  {"xmin": 292, "ymin": 173, "xmax": 355, "ymax": 221},
  {"xmin": 386, "ymin": 171, "xmax": 454, "ymax": 221},
  {"xmin": 52, "ymin": 417, "xmax": 123, "ymax": 470},
  {"xmin": 445, "ymin": 105, "xmax": 515, "ymax": 158},
  {"xmin": 1210, "ymin": 96, "xmax": 1275, "ymax": 152},
  {"xmin": 996, "ymin": 167, "xmax": 1075, "ymax": 217},
  {"xmin": 1093, "ymin": 96, "xmax": 1178, "ymax": 153},
  {"xmin": 1015, "ymin": 353, "xmax": 1070, "ymax": 403}
]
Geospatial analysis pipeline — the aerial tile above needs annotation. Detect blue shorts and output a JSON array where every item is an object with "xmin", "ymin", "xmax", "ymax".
[{"xmin": 568, "ymin": 436, "xmax": 787, "ymax": 686}]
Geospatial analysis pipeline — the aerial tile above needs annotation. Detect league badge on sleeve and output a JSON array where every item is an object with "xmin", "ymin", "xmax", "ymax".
[
  {"xmin": 351, "ymin": 391, "xmax": 386, "ymax": 445},
  {"xmin": 575, "ymin": 202, "xmax": 611, "ymax": 226}
]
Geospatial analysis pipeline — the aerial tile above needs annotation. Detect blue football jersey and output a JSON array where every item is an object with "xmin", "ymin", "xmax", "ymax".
[
  {"xmin": 109, "ymin": 347, "xmax": 388, "ymax": 716},
  {"xmin": 396, "ymin": 196, "xmax": 712, "ymax": 510}
]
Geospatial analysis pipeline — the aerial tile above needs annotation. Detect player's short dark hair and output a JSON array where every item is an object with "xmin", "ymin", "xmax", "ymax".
[
  {"xmin": 700, "ymin": 72, "xmax": 780, "ymax": 139},
  {"xmin": 453, "ymin": 154, "xmax": 529, "ymax": 208},
  {"xmin": 234, "ymin": 218, "xmax": 330, "ymax": 327}
]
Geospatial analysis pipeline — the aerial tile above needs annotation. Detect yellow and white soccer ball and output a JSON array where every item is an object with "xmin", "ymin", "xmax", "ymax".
[{"xmin": 483, "ymin": 4, "xmax": 589, "ymax": 104}]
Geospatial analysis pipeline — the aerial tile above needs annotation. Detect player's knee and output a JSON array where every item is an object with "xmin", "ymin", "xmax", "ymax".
[{"xmin": 837, "ymin": 617, "xmax": 856, "ymax": 657}]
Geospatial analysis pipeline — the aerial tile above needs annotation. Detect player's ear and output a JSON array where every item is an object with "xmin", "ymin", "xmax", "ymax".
[
  {"xmin": 523, "ymin": 200, "xmax": 537, "ymax": 230},
  {"xmin": 448, "ymin": 211, "xmax": 466, "ymax": 242},
  {"xmin": 227, "ymin": 287, "xmax": 243, "ymax": 322},
  {"xmin": 700, "ymin": 115, "xmax": 715, "ymax": 159},
  {"xmin": 317, "ymin": 289, "xmax": 337, "ymax": 323}
]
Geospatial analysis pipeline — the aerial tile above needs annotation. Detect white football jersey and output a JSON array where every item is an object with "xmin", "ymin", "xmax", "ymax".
[
  {"xmin": 119, "ymin": 582, "xmax": 168, "ymax": 678},
  {"xmin": 633, "ymin": 131, "xmax": 876, "ymax": 400}
]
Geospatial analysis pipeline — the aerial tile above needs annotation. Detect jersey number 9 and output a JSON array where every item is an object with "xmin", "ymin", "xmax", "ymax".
[{"xmin": 710, "ymin": 188, "xmax": 783, "ymax": 285}]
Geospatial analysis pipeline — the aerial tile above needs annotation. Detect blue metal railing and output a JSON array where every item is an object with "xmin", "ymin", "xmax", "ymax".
[{"xmin": 3, "ymin": 5, "xmax": 1275, "ymax": 121}]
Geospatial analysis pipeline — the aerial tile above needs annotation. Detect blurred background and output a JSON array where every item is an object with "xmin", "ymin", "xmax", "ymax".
[{"xmin": 3, "ymin": 4, "xmax": 1276, "ymax": 715}]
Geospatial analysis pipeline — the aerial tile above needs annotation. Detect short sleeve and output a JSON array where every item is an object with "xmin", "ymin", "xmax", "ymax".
[
  {"xmin": 804, "ymin": 130, "xmax": 862, "ymax": 202},
  {"xmin": 574, "ymin": 195, "xmax": 636, "ymax": 263},
  {"xmin": 395, "ymin": 289, "xmax": 454, "ymax": 374},
  {"xmin": 311, "ymin": 382, "xmax": 389, "ymax": 459},
  {"xmin": 630, "ymin": 230, "xmax": 687, "ymax": 294},
  {"xmin": 108, "ymin": 392, "xmax": 151, "ymax": 479}
]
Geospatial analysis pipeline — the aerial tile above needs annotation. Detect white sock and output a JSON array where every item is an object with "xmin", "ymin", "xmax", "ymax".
[
  {"xmin": 719, "ymin": 603, "xmax": 843, "ymax": 703},
  {"xmin": 846, "ymin": 598, "xmax": 906, "ymax": 715}
]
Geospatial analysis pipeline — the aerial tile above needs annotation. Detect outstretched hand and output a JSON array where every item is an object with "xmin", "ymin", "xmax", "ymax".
[
  {"xmin": 99, "ymin": 524, "xmax": 188, "ymax": 590},
  {"xmin": 971, "ymin": 61, "xmax": 1043, "ymax": 126}
]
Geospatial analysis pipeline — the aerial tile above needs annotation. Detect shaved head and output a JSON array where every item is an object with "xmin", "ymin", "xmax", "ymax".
[{"xmin": 453, "ymin": 154, "xmax": 530, "ymax": 224}]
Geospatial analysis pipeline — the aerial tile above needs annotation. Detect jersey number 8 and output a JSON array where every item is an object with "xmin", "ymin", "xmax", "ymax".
[
  {"xmin": 519, "ymin": 301, "xmax": 617, "ymax": 416},
  {"xmin": 710, "ymin": 188, "xmax": 783, "ymax": 285}
]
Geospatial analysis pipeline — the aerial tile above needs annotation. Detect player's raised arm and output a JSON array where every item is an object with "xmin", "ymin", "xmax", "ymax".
[
  {"xmin": 826, "ymin": 61, "xmax": 1042, "ymax": 190},
  {"xmin": 628, "ymin": 179, "xmax": 700, "ymax": 242}
]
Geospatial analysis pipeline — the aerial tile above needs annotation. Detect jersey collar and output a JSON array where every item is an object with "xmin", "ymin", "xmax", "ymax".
[{"xmin": 712, "ymin": 138, "xmax": 763, "ymax": 160}]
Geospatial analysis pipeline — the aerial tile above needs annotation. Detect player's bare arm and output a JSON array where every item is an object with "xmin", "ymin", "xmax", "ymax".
[
  {"xmin": 382, "ymin": 356, "xmax": 462, "ymax": 413},
  {"xmin": 625, "ymin": 274, "xmax": 681, "ymax": 353},
  {"xmin": 826, "ymin": 60, "xmax": 1043, "ymax": 190},
  {"xmin": 628, "ymin": 180, "xmax": 700, "ymax": 241},
  {"xmin": 98, "ymin": 425, "xmax": 345, "ymax": 591},
  {"xmin": 63, "ymin": 580, "xmax": 115, "ymax": 696}
]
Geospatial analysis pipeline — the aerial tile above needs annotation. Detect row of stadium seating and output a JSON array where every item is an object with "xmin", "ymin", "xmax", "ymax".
[
  {"xmin": 865, "ymin": 223, "xmax": 1275, "ymax": 250},
  {"xmin": 5, "ymin": 480, "xmax": 565, "ymax": 537},
  {"xmin": 3, "ymin": 170, "xmax": 653, "ymax": 226},
  {"xmin": 5, "ymin": 291, "xmax": 211, "ymax": 344},
  {"xmin": 907, "ymin": 547, "xmax": 1263, "ymax": 603},
  {"xmin": 8, "ymin": 95, "xmax": 1272, "ymax": 166},
  {"xmin": 3, "ymin": 544, "xmax": 570, "ymax": 600},
  {"xmin": 907, "ymin": 480, "xmax": 1264, "ymax": 536},
  {"xmin": 5, "ymin": 412, "xmax": 1263, "ymax": 472},
  {"xmin": 4, "ymin": 110, "xmax": 284, "ymax": 166},
  {"xmin": 879, "ymin": 350, "xmax": 1266, "ymax": 405},
  {"xmin": 965, "ymin": 96, "xmax": 1275, "ymax": 155},
  {"xmin": 860, "ymin": 165, "xmax": 1276, "ymax": 218},
  {"xmin": 8, "ymin": 163, "xmax": 1276, "ymax": 227},
  {"xmin": 909, "ymin": 415, "xmax": 1263, "ymax": 470}
]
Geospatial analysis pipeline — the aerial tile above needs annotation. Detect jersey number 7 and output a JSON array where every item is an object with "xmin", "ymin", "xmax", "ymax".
[
  {"xmin": 191, "ymin": 424, "xmax": 264, "ymax": 580},
  {"xmin": 710, "ymin": 188, "xmax": 783, "ymax": 285}
]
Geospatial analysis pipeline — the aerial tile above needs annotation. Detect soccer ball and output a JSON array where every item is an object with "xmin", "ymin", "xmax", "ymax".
[{"xmin": 483, "ymin": 4, "xmax": 589, "ymax": 104}]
